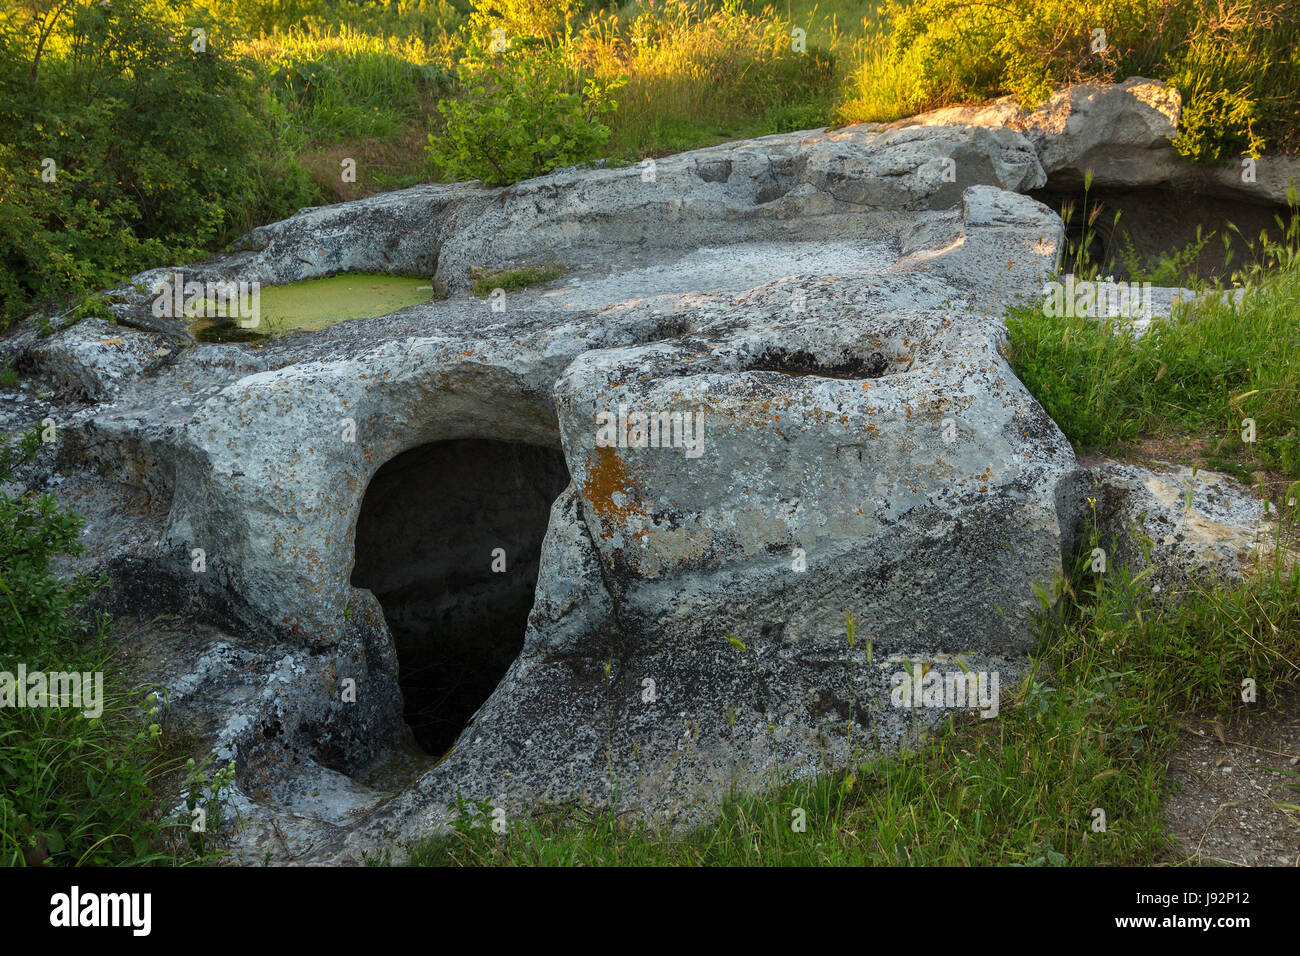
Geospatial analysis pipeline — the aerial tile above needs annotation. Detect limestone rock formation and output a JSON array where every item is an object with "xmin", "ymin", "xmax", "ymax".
[
  {"xmin": 25, "ymin": 318, "xmax": 172, "ymax": 402},
  {"xmin": 5, "ymin": 98, "xmax": 1280, "ymax": 863},
  {"xmin": 1085, "ymin": 459, "xmax": 1278, "ymax": 594},
  {"xmin": 106, "ymin": 121, "xmax": 1045, "ymax": 316}
]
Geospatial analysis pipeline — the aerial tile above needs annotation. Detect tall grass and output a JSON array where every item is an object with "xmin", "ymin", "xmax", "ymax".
[
  {"xmin": 0, "ymin": 431, "xmax": 215, "ymax": 866},
  {"xmin": 570, "ymin": 1, "xmax": 839, "ymax": 156},
  {"xmin": 1006, "ymin": 214, "xmax": 1300, "ymax": 479},
  {"xmin": 246, "ymin": 2, "xmax": 863, "ymax": 167},
  {"xmin": 243, "ymin": 28, "xmax": 450, "ymax": 147}
]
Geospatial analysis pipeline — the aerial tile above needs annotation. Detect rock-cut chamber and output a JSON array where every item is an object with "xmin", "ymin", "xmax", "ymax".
[{"xmin": 351, "ymin": 439, "xmax": 570, "ymax": 756}]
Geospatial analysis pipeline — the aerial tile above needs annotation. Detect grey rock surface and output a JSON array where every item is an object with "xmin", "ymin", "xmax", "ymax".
[
  {"xmin": 1085, "ymin": 458, "xmax": 1277, "ymax": 595},
  {"xmin": 8, "ymin": 123, "xmax": 1093, "ymax": 863},
  {"xmin": 896, "ymin": 77, "xmax": 1299, "ymax": 205},
  {"xmin": 25, "ymin": 317, "xmax": 172, "ymax": 402},
  {"xmin": 102, "ymin": 123, "xmax": 1045, "ymax": 310}
]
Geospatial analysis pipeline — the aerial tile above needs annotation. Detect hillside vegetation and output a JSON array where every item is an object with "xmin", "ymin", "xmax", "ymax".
[{"xmin": 2, "ymin": 0, "xmax": 1298, "ymax": 321}]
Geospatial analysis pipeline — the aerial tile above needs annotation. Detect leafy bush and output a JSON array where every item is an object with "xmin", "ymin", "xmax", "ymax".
[
  {"xmin": 428, "ymin": 38, "xmax": 623, "ymax": 185},
  {"xmin": 469, "ymin": 0, "xmax": 574, "ymax": 41},
  {"xmin": 0, "ymin": 0, "xmax": 315, "ymax": 322}
]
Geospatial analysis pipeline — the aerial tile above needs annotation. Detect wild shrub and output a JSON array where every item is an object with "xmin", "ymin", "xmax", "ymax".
[
  {"xmin": 871, "ymin": 0, "xmax": 1299, "ymax": 163},
  {"xmin": 0, "ymin": 430, "xmax": 218, "ymax": 866},
  {"xmin": 0, "ymin": 0, "xmax": 314, "ymax": 322},
  {"xmin": 428, "ymin": 37, "xmax": 624, "ymax": 185}
]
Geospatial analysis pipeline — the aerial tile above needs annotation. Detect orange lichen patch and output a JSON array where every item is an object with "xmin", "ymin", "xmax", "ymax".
[{"xmin": 584, "ymin": 445, "xmax": 646, "ymax": 532}]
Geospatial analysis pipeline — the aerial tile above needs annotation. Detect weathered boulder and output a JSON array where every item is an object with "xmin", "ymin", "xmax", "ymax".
[
  {"xmin": 11, "ymin": 124, "xmax": 1082, "ymax": 863},
  {"xmin": 554, "ymin": 281, "xmax": 1075, "ymax": 662},
  {"xmin": 1086, "ymin": 458, "xmax": 1277, "ymax": 594},
  {"xmin": 897, "ymin": 78, "xmax": 1182, "ymax": 188},
  {"xmin": 24, "ymin": 317, "xmax": 171, "ymax": 402},
  {"xmin": 103, "ymin": 122, "xmax": 1045, "ymax": 311}
]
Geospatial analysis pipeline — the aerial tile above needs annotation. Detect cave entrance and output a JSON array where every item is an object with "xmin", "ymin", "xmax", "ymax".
[{"xmin": 351, "ymin": 438, "xmax": 570, "ymax": 756}]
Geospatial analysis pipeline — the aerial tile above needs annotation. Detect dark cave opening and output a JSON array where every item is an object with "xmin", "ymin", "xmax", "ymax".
[{"xmin": 351, "ymin": 438, "xmax": 570, "ymax": 757}]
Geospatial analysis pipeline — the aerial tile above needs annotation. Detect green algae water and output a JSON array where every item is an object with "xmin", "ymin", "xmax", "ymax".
[{"xmin": 192, "ymin": 273, "xmax": 440, "ymax": 341}]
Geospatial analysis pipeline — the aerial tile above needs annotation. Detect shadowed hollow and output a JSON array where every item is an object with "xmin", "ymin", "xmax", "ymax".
[{"xmin": 351, "ymin": 438, "xmax": 570, "ymax": 755}]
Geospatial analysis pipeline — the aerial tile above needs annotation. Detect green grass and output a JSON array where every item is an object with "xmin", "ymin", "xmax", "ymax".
[
  {"xmin": 245, "ymin": 28, "xmax": 450, "ymax": 149},
  {"xmin": 1006, "ymin": 244, "xmax": 1300, "ymax": 481},
  {"xmin": 0, "ymin": 430, "xmax": 224, "ymax": 866},
  {"xmin": 396, "ymin": 513, "xmax": 1300, "ymax": 866}
]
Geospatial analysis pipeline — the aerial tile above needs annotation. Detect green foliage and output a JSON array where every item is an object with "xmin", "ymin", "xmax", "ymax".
[
  {"xmin": 587, "ymin": 0, "xmax": 838, "ymax": 158},
  {"xmin": 469, "ymin": 261, "xmax": 563, "ymax": 295},
  {"xmin": 0, "ymin": 0, "xmax": 315, "ymax": 322},
  {"xmin": 1006, "ymin": 220, "xmax": 1300, "ymax": 477},
  {"xmin": 0, "ymin": 429, "xmax": 217, "ymax": 866},
  {"xmin": 469, "ymin": 0, "xmax": 574, "ymax": 41},
  {"xmin": 1172, "ymin": 84, "xmax": 1263, "ymax": 164},
  {"xmin": 0, "ymin": 432, "xmax": 99, "ymax": 662},
  {"xmin": 250, "ymin": 27, "xmax": 451, "ymax": 146},
  {"xmin": 1117, "ymin": 225, "xmax": 1215, "ymax": 288},
  {"xmin": 429, "ymin": 38, "xmax": 623, "ymax": 185},
  {"xmin": 875, "ymin": 0, "xmax": 1300, "ymax": 163},
  {"xmin": 180, "ymin": 755, "xmax": 238, "ymax": 858},
  {"xmin": 1165, "ymin": 1, "xmax": 1298, "ymax": 162}
]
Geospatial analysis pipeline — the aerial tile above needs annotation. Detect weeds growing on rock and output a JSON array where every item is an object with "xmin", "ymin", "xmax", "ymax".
[{"xmin": 469, "ymin": 262, "xmax": 565, "ymax": 296}]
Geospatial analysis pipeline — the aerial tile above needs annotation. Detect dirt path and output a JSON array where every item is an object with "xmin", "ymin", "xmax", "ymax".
[{"xmin": 1164, "ymin": 692, "xmax": 1300, "ymax": 866}]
